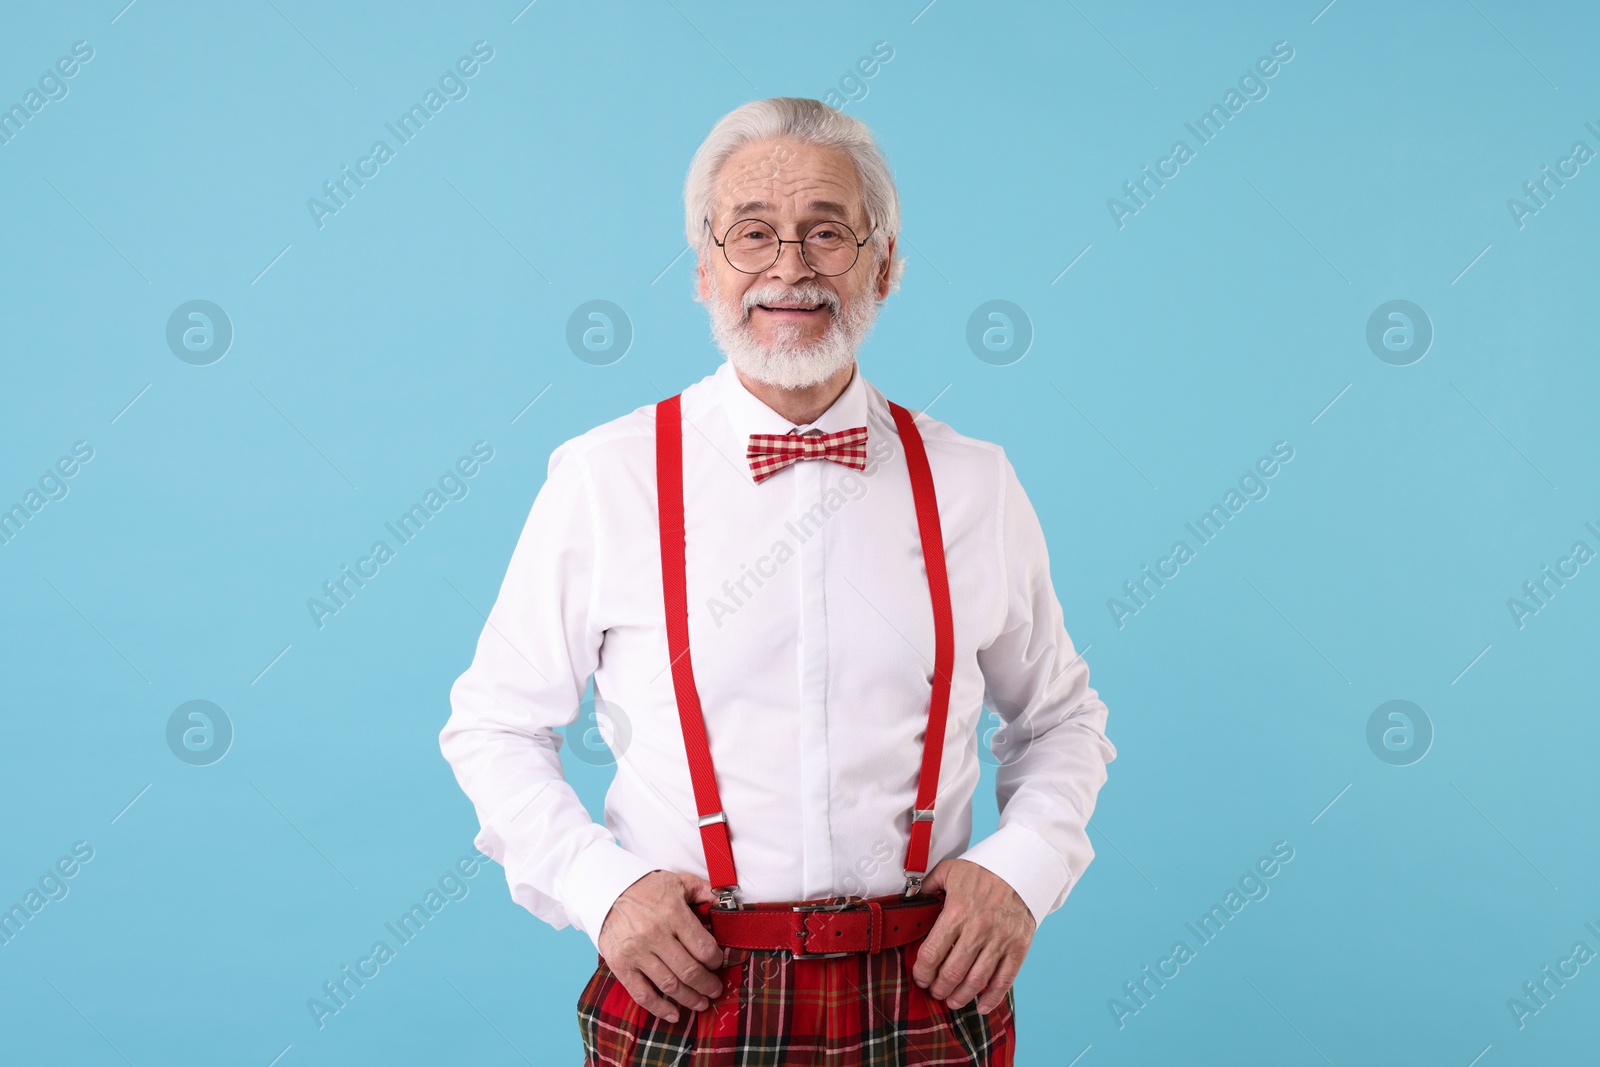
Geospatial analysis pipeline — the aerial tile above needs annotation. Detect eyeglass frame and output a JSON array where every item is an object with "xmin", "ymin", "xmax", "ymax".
[{"xmin": 703, "ymin": 215, "xmax": 879, "ymax": 277}]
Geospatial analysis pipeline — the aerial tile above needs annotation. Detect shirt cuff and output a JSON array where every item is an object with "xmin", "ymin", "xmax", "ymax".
[
  {"xmin": 956, "ymin": 823, "xmax": 1073, "ymax": 932},
  {"xmin": 561, "ymin": 839, "xmax": 663, "ymax": 953}
]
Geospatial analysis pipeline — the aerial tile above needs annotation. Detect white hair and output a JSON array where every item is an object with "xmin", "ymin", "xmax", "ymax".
[{"xmin": 683, "ymin": 97, "xmax": 905, "ymax": 293}]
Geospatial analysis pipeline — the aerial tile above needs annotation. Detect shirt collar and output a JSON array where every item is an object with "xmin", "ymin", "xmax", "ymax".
[{"xmin": 715, "ymin": 359, "xmax": 873, "ymax": 450}]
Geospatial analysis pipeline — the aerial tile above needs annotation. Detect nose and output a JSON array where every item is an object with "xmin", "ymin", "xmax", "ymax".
[{"xmin": 765, "ymin": 238, "xmax": 816, "ymax": 284}]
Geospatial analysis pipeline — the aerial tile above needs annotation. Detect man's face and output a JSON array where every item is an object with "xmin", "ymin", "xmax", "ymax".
[{"xmin": 697, "ymin": 137, "xmax": 895, "ymax": 389}]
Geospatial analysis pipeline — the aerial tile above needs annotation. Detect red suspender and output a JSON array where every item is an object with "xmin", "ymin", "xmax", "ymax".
[
  {"xmin": 886, "ymin": 399, "xmax": 954, "ymax": 893},
  {"xmin": 654, "ymin": 394, "xmax": 954, "ymax": 905},
  {"xmin": 655, "ymin": 394, "xmax": 740, "ymax": 900}
]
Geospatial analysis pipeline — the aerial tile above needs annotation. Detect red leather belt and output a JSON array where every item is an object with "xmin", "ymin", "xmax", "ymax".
[{"xmin": 693, "ymin": 892, "xmax": 945, "ymax": 958}]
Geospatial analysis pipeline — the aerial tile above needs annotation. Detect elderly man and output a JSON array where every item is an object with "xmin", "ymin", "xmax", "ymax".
[{"xmin": 439, "ymin": 96, "xmax": 1115, "ymax": 1065}]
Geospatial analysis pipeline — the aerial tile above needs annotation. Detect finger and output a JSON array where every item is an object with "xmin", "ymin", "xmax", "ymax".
[
  {"xmin": 614, "ymin": 964, "xmax": 684, "ymax": 1024},
  {"xmin": 945, "ymin": 943, "xmax": 1002, "ymax": 1009},
  {"xmin": 657, "ymin": 936, "xmax": 726, "ymax": 1001},
  {"xmin": 976, "ymin": 950, "xmax": 1024, "ymax": 1015},
  {"xmin": 679, "ymin": 873, "xmax": 718, "ymax": 907},
  {"xmin": 918, "ymin": 858, "xmax": 952, "ymax": 895},
  {"xmin": 672, "ymin": 900, "xmax": 726, "ymax": 972},
  {"xmin": 911, "ymin": 909, "xmax": 961, "ymax": 989},
  {"xmin": 929, "ymin": 924, "xmax": 985, "ymax": 1002},
  {"xmin": 636, "ymin": 951, "xmax": 714, "ymax": 1013}
]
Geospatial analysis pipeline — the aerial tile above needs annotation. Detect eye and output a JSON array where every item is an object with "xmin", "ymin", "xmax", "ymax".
[{"xmin": 732, "ymin": 222, "xmax": 776, "ymax": 244}]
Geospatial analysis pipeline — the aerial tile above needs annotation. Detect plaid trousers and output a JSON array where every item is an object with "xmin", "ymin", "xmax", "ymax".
[{"xmin": 577, "ymin": 936, "xmax": 1016, "ymax": 1066}]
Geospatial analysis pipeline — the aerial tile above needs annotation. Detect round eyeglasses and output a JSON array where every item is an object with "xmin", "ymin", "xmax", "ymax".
[{"xmin": 706, "ymin": 217, "xmax": 877, "ymax": 277}]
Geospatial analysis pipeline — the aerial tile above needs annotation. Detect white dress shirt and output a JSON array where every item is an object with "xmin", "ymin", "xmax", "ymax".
[{"xmin": 439, "ymin": 360, "xmax": 1116, "ymax": 953}]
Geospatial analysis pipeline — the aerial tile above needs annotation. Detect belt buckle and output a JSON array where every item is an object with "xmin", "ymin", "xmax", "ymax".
[{"xmin": 791, "ymin": 897, "xmax": 861, "ymax": 959}]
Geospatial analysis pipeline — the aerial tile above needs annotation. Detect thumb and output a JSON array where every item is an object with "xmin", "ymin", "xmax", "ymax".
[
  {"xmin": 679, "ymin": 872, "xmax": 718, "ymax": 907},
  {"xmin": 918, "ymin": 859, "xmax": 953, "ymax": 895}
]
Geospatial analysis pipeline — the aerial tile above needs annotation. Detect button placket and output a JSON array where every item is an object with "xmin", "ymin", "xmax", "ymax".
[{"xmin": 795, "ymin": 449, "xmax": 835, "ymax": 899}]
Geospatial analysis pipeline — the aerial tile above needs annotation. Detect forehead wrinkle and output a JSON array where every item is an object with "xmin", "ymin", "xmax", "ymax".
[
  {"xmin": 715, "ymin": 140, "xmax": 862, "ymax": 213},
  {"xmin": 716, "ymin": 175, "xmax": 865, "ymax": 231}
]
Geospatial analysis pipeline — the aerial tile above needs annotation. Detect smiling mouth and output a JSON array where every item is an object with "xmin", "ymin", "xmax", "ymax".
[{"xmin": 755, "ymin": 303, "xmax": 827, "ymax": 314}]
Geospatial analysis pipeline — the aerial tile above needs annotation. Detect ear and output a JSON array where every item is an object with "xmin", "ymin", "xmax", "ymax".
[
  {"xmin": 696, "ymin": 250, "xmax": 711, "ymax": 303},
  {"xmin": 874, "ymin": 234, "xmax": 896, "ymax": 300}
]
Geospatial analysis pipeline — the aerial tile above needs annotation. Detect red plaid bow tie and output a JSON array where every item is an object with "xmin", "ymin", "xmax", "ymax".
[{"xmin": 747, "ymin": 426, "xmax": 869, "ymax": 483}]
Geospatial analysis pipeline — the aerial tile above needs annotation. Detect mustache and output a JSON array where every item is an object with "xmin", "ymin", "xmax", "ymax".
[{"xmin": 740, "ymin": 284, "xmax": 841, "ymax": 318}]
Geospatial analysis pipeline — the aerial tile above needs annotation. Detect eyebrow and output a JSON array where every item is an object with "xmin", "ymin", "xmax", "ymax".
[{"xmin": 727, "ymin": 199, "xmax": 857, "ymax": 221}]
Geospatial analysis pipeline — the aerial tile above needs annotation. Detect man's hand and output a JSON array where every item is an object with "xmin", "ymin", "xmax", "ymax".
[
  {"xmin": 596, "ymin": 870, "xmax": 726, "ymax": 1023},
  {"xmin": 910, "ymin": 858, "xmax": 1036, "ymax": 1014}
]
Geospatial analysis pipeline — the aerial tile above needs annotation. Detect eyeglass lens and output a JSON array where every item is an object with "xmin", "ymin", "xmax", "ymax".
[{"xmin": 723, "ymin": 220, "xmax": 861, "ymax": 276}]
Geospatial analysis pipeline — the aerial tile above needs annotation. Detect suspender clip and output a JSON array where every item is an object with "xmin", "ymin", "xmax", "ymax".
[
  {"xmin": 902, "ymin": 872, "xmax": 925, "ymax": 898},
  {"xmin": 715, "ymin": 885, "xmax": 741, "ymax": 910}
]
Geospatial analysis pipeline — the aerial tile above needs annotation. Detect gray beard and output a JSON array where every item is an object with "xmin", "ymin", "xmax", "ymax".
[{"xmin": 707, "ymin": 273, "xmax": 879, "ymax": 391}]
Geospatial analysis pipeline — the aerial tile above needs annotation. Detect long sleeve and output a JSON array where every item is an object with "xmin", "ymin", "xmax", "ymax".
[
  {"xmin": 439, "ymin": 439, "xmax": 661, "ymax": 952},
  {"xmin": 958, "ymin": 449, "xmax": 1117, "ymax": 930}
]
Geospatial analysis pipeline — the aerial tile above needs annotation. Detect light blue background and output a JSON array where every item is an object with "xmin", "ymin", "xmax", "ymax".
[{"xmin": 3, "ymin": 1, "xmax": 1597, "ymax": 1064}]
